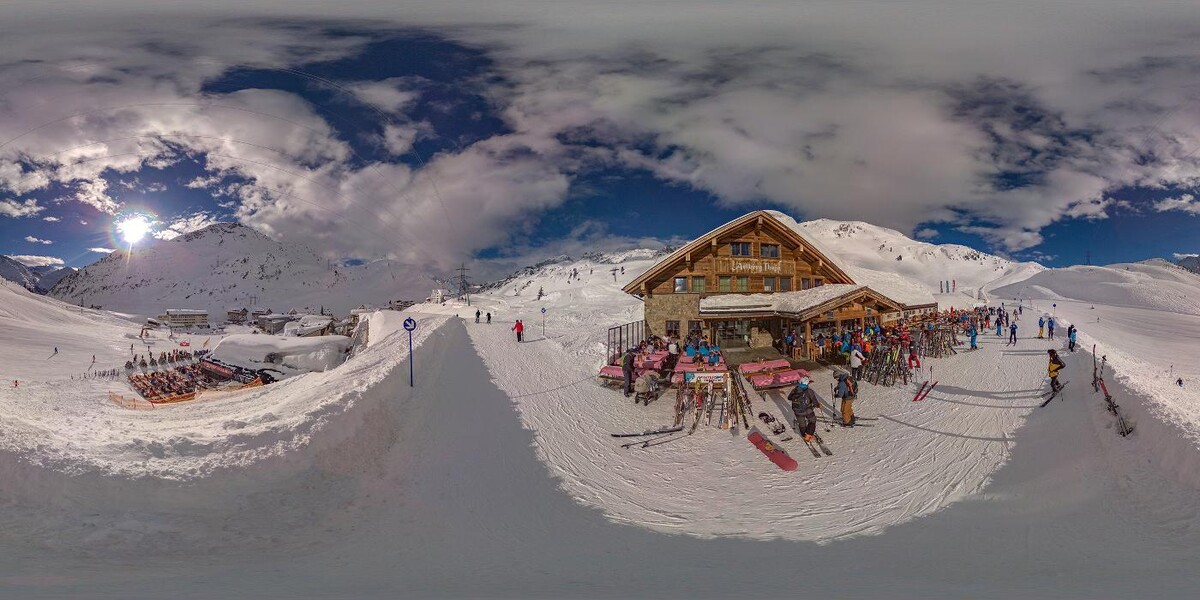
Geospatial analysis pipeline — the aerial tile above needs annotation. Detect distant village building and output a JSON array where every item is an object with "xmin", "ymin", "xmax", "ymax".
[
  {"xmin": 158, "ymin": 309, "xmax": 209, "ymax": 329},
  {"xmin": 226, "ymin": 307, "xmax": 249, "ymax": 324},
  {"xmin": 622, "ymin": 210, "xmax": 936, "ymax": 358},
  {"xmin": 257, "ymin": 313, "xmax": 297, "ymax": 335},
  {"xmin": 389, "ymin": 299, "xmax": 416, "ymax": 311}
]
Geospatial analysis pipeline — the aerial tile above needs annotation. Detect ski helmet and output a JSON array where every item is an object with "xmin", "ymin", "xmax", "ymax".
[{"xmin": 798, "ymin": 376, "xmax": 811, "ymax": 389}]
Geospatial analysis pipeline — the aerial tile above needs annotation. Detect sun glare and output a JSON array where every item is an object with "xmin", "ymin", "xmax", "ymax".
[{"xmin": 117, "ymin": 215, "xmax": 152, "ymax": 245}]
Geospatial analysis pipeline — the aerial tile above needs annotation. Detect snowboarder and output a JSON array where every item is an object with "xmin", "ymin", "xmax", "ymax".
[
  {"xmin": 622, "ymin": 348, "xmax": 636, "ymax": 398},
  {"xmin": 834, "ymin": 370, "xmax": 858, "ymax": 426},
  {"xmin": 486, "ymin": 312, "xmax": 492, "ymax": 324},
  {"xmin": 512, "ymin": 319, "xmax": 525, "ymax": 343},
  {"xmin": 788, "ymin": 376, "xmax": 822, "ymax": 442},
  {"xmin": 1037, "ymin": 316, "xmax": 1045, "ymax": 339},
  {"xmin": 475, "ymin": 309, "xmax": 481, "ymax": 323},
  {"xmin": 1047, "ymin": 349, "xmax": 1065, "ymax": 394},
  {"xmin": 1047, "ymin": 317, "xmax": 1056, "ymax": 340},
  {"xmin": 1067, "ymin": 325, "xmax": 1077, "ymax": 352},
  {"xmin": 1008, "ymin": 322, "xmax": 1018, "ymax": 346}
]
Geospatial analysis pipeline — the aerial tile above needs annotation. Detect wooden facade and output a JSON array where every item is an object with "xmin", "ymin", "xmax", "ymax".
[{"xmin": 624, "ymin": 211, "xmax": 914, "ymax": 358}]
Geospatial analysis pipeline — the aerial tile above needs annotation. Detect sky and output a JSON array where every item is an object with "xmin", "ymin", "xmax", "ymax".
[{"xmin": 2, "ymin": 1, "xmax": 1200, "ymax": 282}]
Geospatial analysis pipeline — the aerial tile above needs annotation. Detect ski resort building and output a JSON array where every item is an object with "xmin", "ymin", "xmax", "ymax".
[
  {"xmin": 157, "ymin": 309, "xmax": 209, "ymax": 329},
  {"xmin": 622, "ymin": 210, "xmax": 935, "ymax": 358}
]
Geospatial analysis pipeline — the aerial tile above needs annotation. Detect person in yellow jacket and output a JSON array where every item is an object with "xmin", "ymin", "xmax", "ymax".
[{"xmin": 1047, "ymin": 349, "xmax": 1065, "ymax": 392}]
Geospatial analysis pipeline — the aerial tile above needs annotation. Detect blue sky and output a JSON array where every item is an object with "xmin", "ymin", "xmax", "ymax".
[{"xmin": 3, "ymin": 2, "xmax": 1200, "ymax": 279}]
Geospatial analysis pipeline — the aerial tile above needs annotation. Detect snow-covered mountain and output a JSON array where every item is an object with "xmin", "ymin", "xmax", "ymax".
[
  {"xmin": 48, "ymin": 223, "xmax": 413, "ymax": 317},
  {"xmin": 992, "ymin": 259, "xmax": 1200, "ymax": 316},
  {"xmin": 1178, "ymin": 255, "xmax": 1200, "ymax": 275},
  {"xmin": 0, "ymin": 255, "xmax": 38, "ymax": 290},
  {"xmin": 784, "ymin": 215, "xmax": 1045, "ymax": 299},
  {"xmin": 476, "ymin": 249, "xmax": 668, "ymax": 294},
  {"xmin": 33, "ymin": 266, "xmax": 76, "ymax": 293}
]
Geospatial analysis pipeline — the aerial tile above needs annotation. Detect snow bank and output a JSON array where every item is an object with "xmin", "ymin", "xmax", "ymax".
[
  {"xmin": 700, "ymin": 284, "xmax": 862, "ymax": 313},
  {"xmin": 210, "ymin": 333, "xmax": 351, "ymax": 376}
]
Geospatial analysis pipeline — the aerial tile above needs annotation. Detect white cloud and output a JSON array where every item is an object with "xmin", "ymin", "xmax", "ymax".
[
  {"xmin": 0, "ymin": 199, "xmax": 44, "ymax": 218},
  {"xmin": 1153, "ymin": 194, "xmax": 1200, "ymax": 215},
  {"xmin": 42, "ymin": 215, "xmax": 60, "ymax": 222},
  {"xmin": 152, "ymin": 212, "xmax": 226, "ymax": 240},
  {"xmin": 346, "ymin": 77, "xmax": 422, "ymax": 113},
  {"xmin": 88, "ymin": 247, "xmax": 116, "ymax": 254},
  {"xmin": 24, "ymin": 235, "xmax": 53, "ymax": 245},
  {"xmin": 6, "ymin": 254, "xmax": 63, "ymax": 267},
  {"xmin": 915, "ymin": 228, "xmax": 939, "ymax": 240}
]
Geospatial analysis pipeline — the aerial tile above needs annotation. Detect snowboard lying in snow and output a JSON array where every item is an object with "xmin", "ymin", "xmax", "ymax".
[{"xmin": 747, "ymin": 427, "xmax": 798, "ymax": 471}]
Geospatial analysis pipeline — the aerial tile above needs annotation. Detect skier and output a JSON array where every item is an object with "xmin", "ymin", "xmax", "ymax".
[
  {"xmin": 1178, "ymin": 378, "xmax": 1185, "ymax": 388},
  {"xmin": 1067, "ymin": 325, "xmax": 1077, "ymax": 352},
  {"xmin": 1047, "ymin": 349, "xmax": 1065, "ymax": 394},
  {"xmin": 475, "ymin": 309, "xmax": 481, "ymax": 323},
  {"xmin": 53, "ymin": 347, "xmax": 58, "ymax": 355},
  {"xmin": 1019, "ymin": 305, "xmax": 1023, "ymax": 315},
  {"xmin": 512, "ymin": 319, "xmax": 524, "ymax": 343},
  {"xmin": 834, "ymin": 370, "xmax": 858, "ymax": 426},
  {"xmin": 486, "ymin": 312, "xmax": 492, "ymax": 324},
  {"xmin": 1047, "ymin": 317, "xmax": 1056, "ymax": 340},
  {"xmin": 849, "ymin": 346, "xmax": 865, "ymax": 381},
  {"xmin": 995, "ymin": 318, "xmax": 1002, "ymax": 337},
  {"xmin": 1008, "ymin": 322, "xmax": 1018, "ymax": 346},
  {"xmin": 621, "ymin": 348, "xmax": 636, "ymax": 398},
  {"xmin": 788, "ymin": 376, "xmax": 822, "ymax": 442},
  {"xmin": 969, "ymin": 324, "xmax": 978, "ymax": 350},
  {"xmin": 1037, "ymin": 316, "xmax": 1045, "ymax": 339}
]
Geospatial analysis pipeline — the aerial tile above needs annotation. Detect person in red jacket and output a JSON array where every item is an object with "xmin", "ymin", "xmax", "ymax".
[{"xmin": 512, "ymin": 319, "xmax": 524, "ymax": 343}]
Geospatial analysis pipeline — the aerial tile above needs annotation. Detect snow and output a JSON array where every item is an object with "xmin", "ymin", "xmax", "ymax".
[
  {"xmin": 5, "ymin": 216, "xmax": 1200, "ymax": 597},
  {"xmin": 209, "ymin": 333, "xmax": 351, "ymax": 377},
  {"xmin": 700, "ymin": 283, "xmax": 863, "ymax": 314}
]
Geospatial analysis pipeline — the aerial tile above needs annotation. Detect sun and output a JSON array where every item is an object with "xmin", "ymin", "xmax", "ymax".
[{"xmin": 116, "ymin": 215, "xmax": 152, "ymax": 245}]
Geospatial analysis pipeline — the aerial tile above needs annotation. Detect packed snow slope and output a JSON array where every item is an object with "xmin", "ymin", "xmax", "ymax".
[
  {"xmin": 789, "ymin": 215, "xmax": 1045, "ymax": 297},
  {"xmin": 48, "ymin": 222, "xmax": 410, "ymax": 317},
  {"xmin": 992, "ymin": 260, "xmax": 1200, "ymax": 467}
]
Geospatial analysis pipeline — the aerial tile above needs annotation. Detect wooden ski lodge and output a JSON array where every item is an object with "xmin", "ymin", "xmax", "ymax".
[{"xmin": 622, "ymin": 210, "xmax": 936, "ymax": 359}]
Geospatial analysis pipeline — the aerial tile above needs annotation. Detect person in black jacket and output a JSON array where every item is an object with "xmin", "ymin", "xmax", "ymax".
[
  {"xmin": 788, "ymin": 376, "xmax": 822, "ymax": 441},
  {"xmin": 622, "ymin": 348, "xmax": 636, "ymax": 398}
]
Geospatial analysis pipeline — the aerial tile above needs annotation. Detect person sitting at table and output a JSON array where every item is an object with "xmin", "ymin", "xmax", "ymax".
[
  {"xmin": 685, "ymin": 343, "xmax": 696, "ymax": 360},
  {"xmin": 707, "ymin": 349, "xmax": 721, "ymax": 366}
]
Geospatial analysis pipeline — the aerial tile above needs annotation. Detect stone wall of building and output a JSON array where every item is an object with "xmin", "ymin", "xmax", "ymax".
[{"xmin": 644, "ymin": 293, "xmax": 700, "ymax": 336}]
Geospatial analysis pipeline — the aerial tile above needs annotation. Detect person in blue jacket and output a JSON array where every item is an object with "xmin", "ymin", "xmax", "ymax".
[
  {"xmin": 995, "ymin": 319, "xmax": 1002, "ymax": 337},
  {"xmin": 1067, "ymin": 324, "xmax": 1077, "ymax": 352},
  {"xmin": 1047, "ymin": 317, "xmax": 1056, "ymax": 340},
  {"xmin": 969, "ymin": 325, "xmax": 978, "ymax": 350},
  {"xmin": 1008, "ymin": 322, "xmax": 1018, "ymax": 346},
  {"xmin": 1038, "ymin": 316, "xmax": 1046, "ymax": 338}
]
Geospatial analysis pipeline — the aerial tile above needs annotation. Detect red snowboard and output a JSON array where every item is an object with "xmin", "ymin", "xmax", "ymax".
[{"xmin": 747, "ymin": 427, "xmax": 798, "ymax": 471}]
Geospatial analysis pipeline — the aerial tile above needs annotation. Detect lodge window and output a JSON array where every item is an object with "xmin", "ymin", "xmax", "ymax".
[
  {"xmin": 692, "ymin": 276, "xmax": 706, "ymax": 294},
  {"xmin": 763, "ymin": 277, "xmax": 776, "ymax": 292},
  {"xmin": 674, "ymin": 276, "xmax": 688, "ymax": 293},
  {"xmin": 813, "ymin": 278, "xmax": 823, "ymax": 287},
  {"xmin": 779, "ymin": 277, "xmax": 792, "ymax": 292},
  {"xmin": 737, "ymin": 276, "xmax": 749, "ymax": 292},
  {"xmin": 801, "ymin": 278, "xmax": 811, "ymax": 290},
  {"xmin": 730, "ymin": 241, "xmax": 752, "ymax": 256},
  {"xmin": 688, "ymin": 320, "xmax": 702, "ymax": 334},
  {"xmin": 719, "ymin": 276, "xmax": 732, "ymax": 292},
  {"xmin": 761, "ymin": 244, "xmax": 780, "ymax": 258},
  {"xmin": 665, "ymin": 320, "xmax": 681, "ymax": 337}
]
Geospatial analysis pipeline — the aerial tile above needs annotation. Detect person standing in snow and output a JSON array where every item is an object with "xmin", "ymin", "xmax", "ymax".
[
  {"xmin": 849, "ymin": 345, "xmax": 865, "ymax": 381},
  {"xmin": 834, "ymin": 370, "xmax": 858, "ymax": 427},
  {"xmin": 621, "ymin": 348, "xmax": 636, "ymax": 398},
  {"xmin": 788, "ymin": 376, "xmax": 822, "ymax": 442},
  {"xmin": 1067, "ymin": 325, "xmax": 1077, "ymax": 352},
  {"xmin": 1008, "ymin": 322, "xmax": 1018, "ymax": 346},
  {"xmin": 1047, "ymin": 349, "xmax": 1065, "ymax": 393},
  {"xmin": 475, "ymin": 309, "xmax": 481, "ymax": 323},
  {"xmin": 969, "ymin": 324, "xmax": 978, "ymax": 350},
  {"xmin": 995, "ymin": 318, "xmax": 1002, "ymax": 337},
  {"xmin": 667, "ymin": 337, "xmax": 679, "ymax": 370},
  {"xmin": 512, "ymin": 319, "xmax": 524, "ymax": 343},
  {"xmin": 1038, "ymin": 316, "xmax": 1045, "ymax": 339},
  {"xmin": 486, "ymin": 312, "xmax": 492, "ymax": 324},
  {"xmin": 1047, "ymin": 317, "xmax": 1056, "ymax": 340}
]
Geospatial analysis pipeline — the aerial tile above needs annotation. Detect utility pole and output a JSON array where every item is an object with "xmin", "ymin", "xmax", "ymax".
[
  {"xmin": 1086, "ymin": 250, "xmax": 1091, "ymax": 266},
  {"xmin": 456, "ymin": 263, "xmax": 471, "ymax": 306}
]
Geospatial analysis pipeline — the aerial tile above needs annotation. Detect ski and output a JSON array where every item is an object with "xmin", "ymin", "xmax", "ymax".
[
  {"xmin": 914, "ymin": 381, "xmax": 937, "ymax": 402},
  {"xmin": 812, "ymin": 433, "xmax": 833, "ymax": 456},
  {"xmin": 803, "ymin": 439, "xmax": 822, "ymax": 457},
  {"xmin": 1039, "ymin": 381, "xmax": 1069, "ymax": 407},
  {"xmin": 611, "ymin": 426, "xmax": 684, "ymax": 438},
  {"xmin": 912, "ymin": 381, "xmax": 930, "ymax": 402},
  {"xmin": 641, "ymin": 433, "xmax": 688, "ymax": 448},
  {"xmin": 621, "ymin": 430, "xmax": 679, "ymax": 448}
]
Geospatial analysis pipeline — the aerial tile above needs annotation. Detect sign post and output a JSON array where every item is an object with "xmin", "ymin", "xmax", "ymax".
[
  {"xmin": 541, "ymin": 306, "xmax": 547, "ymax": 338},
  {"xmin": 403, "ymin": 317, "xmax": 417, "ymax": 387}
]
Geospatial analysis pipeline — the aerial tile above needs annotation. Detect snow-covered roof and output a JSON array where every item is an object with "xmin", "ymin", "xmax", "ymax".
[
  {"xmin": 699, "ymin": 284, "xmax": 864, "ymax": 315},
  {"xmin": 844, "ymin": 266, "xmax": 936, "ymax": 308}
]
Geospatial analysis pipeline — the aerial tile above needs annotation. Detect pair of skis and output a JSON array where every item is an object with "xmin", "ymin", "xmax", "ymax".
[
  {"xmin": 614, "ymin": 426, "xmax": 686, "ymax": 448},
  {"xmin": 1038, "ymin": 381, "xmax": 1069, "ymax": 407},
  {"xmin": 913, "ymin": 367, "xmax": 937, "ymax": 401}
]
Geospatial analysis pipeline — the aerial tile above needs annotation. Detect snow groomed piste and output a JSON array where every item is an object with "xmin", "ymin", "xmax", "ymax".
[{"xmin": 4, "ymin": 221, "xmax": 1200, "ymax": 597}]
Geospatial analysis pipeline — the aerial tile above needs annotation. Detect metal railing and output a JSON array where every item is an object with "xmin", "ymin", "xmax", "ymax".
[{"xmin": 606, "ymin": 320, "xmax": 647, "ymax": 365}]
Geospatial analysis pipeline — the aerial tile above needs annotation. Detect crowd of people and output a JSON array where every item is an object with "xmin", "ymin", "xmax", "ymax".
[
  {"xmin": 124, "ymin": 348, "xmax": 204, "ymax": 371},
  {"xmin": 127, "ymin": 363, "xmax": 217, "ymax": 400}
]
